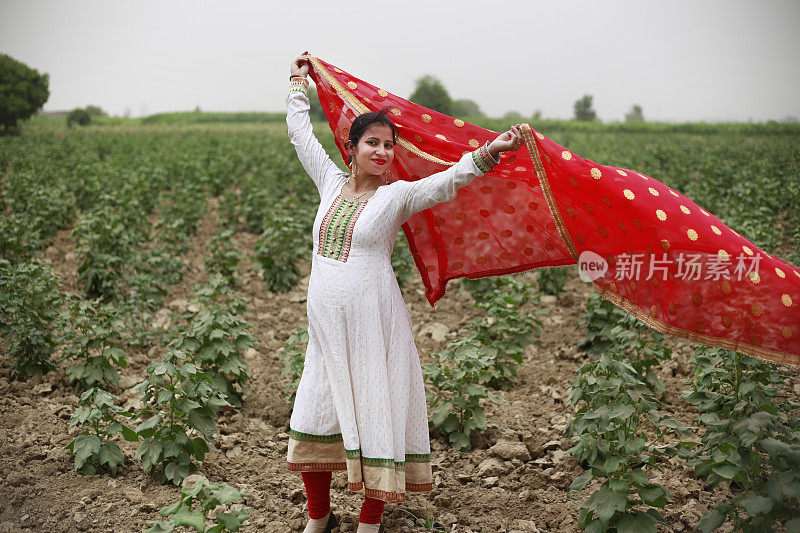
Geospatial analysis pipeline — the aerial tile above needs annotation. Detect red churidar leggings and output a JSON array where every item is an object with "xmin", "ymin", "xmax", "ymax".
[{"xmin": 301, "ymin": 471, "xmax": 385, "ymax": 524}]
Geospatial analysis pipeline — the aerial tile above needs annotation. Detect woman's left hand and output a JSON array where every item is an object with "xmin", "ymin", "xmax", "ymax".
[{"xmin": 487, "ymin": 124, "xmax": 524, "ymax": 158}]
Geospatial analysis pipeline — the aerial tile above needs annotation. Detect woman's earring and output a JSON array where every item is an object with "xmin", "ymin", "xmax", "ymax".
[
  {"xmin": 381, "ymin": 169, "xmax": 390, "ymax": 184},
  {"xmin": 351, "ymin": 159, "xmax": 359, "ymax": 178}
]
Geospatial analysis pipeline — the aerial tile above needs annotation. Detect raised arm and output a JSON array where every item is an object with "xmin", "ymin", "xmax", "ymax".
[
  {"xmin": 287, "ymin": 56, "xmax": 342, "ymax": 195},
  {"xmin": 396, "ymin": 145, "xmax": 499, "ymax": 219}
]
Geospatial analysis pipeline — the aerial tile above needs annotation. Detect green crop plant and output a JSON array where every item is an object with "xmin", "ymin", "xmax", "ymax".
[
  {"xmin": 468, "ymin": 277, "xmax": 544, "ymax": 389},
  {"xmin": 132, "ymin": 349, "xmax": 230, "ymax": 486},
  {"xmin": 159, "ymin": 181, "xmax": 207, "ymax": 238},
  {"xmin": 682, "ymin": 346, "xmax": 800, "ymax": 532},
  {"xmin": 578, "ymin": 292, "xmax": 627, "ymax": 356},
  {"xmin": 191, "ymin": 274, "xmax": 237, "ymax": 307},
  {"xmin": 566, "ymin": 351, "xmax": 692, "ymax": 532},
  {"xmin": 58, "ymin": 297, "xmax": 130, "ymax": 390},
  {"xmin": 537, "ymin": 266, "xmax": 570, "ymax": 296},
  {"xmin": 205, "ymin": 229, "xmax": 244, "ymax": 287},
  {"xmin": 0, "ymin": 212, "xmax": 43, "ymax": 263},
  {"xmin": 72, "ymin": 202, "xmax": 148, "ymax": 300},
  {"xmin": 425, "ymin": 276, "xmax": 542, "ymax": 449},
  {"xmin": 170, "ymin": 301, "xmax": 255, "ymax": 408},
  {"xmin": 146, "ymin": 476, "xmax": 252, "ymax": 533},
  {"xmin": 253, "ymin": 206, "xmax": 310, "ymax": 293},
  {"xmin": 607, "ymin": 313, "xmax": 672, "ymax": 393},
  {"xmin": 279, "ymin": 324, "xmax": 308, "ymax": 407},
  {"xmin": 460, "ymin": 276, "xmax": 506, "ymax": 302},
  {"xmin": 0, "ymin": 257, "xmax": 63, "ymax": 379},
  {"xmin": 65, "ymin": 387, "xmax": 139, "ymax": 475},
  {"xmin": 424, "ymin": 337, "xmax": 501, "ymax": 450},
  {"xmin": 1, "ymin": 171, "xmax": 76, "ymax": 245}
]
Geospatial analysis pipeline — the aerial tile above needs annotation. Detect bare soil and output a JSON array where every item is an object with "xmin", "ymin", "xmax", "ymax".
[{"xmin": 1, "ymin": 197, "xmax": 798, "ymax": 533}]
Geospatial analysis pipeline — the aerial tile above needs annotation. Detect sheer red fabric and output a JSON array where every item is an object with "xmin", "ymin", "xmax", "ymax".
[{"xmin": 304, "ymin": 54, "xmax": 800, "ymax": 367}]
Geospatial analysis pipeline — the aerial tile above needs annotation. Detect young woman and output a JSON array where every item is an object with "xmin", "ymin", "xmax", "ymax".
[{"xmin": 286, "ymin": 54, "xmax": 524, "ymax": 532}]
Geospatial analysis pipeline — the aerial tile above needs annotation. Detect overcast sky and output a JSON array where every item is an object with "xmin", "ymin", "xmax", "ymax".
[{"xmin": 2, "ymin": 0, "xmax": 799, "ymax": 122}]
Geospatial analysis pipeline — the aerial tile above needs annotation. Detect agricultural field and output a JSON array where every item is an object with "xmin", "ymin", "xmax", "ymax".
[{"xmin": 1, "ymin": 116, "xmax": 799, "ymax": 533}]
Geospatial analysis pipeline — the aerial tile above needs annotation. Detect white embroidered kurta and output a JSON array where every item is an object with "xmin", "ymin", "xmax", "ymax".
[{"xmin": 285, "ymin": 88, "xmax": 488, "ymax": 502}]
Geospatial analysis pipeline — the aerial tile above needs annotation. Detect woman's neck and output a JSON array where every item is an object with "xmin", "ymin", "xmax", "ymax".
[{"xmin": 348, "ymin": 173, "xmax": 381, "ymax": 194}]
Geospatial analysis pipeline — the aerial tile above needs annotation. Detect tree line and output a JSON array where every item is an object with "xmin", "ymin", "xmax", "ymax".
[{"xmin": 0, "ymin": 52, "xmax": 661, "ymax": 135}]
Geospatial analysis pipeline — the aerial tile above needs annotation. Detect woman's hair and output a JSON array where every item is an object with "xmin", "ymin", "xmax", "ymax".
[{"xmin": 346, "ymin": 106, "xmax": 397, "ymax": 164}]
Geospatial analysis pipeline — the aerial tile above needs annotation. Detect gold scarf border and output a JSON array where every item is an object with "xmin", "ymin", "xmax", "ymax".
[
  {"xmin": 595, "ymin": 283, "xmax": 798, "ymax": 368},
  {"xmin": 305, "ymin": 54, "xmax": 455, "ymax": 166},
  {"xmin": 520, "ymin": 124, "xmax": 579, "ymax": 260},
  {"xmin": 520, "ymin": 125, "xmax": 797, "ymax": 368}
]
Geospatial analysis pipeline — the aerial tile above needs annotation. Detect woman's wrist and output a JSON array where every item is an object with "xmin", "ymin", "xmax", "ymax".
[
  {"xmin": 472, "ymin": 142, "xmax": 500, "ymax": 173},
  {"xmin": 486, "ymin": 142, "xmax": 502, "ymax": 161},
  {"xmin": 289, "ymin": 76, "xmax": 309, "ymax": 96}
]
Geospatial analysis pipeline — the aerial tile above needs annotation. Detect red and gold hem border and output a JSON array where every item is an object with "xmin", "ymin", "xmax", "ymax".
[
  {"xmin": 346, "ymin": 483, "xmax": 434, "ymax": 503},
  {"xmin": 594, "ymin": 283, "xmax": 799, "ymax": 368},
  {"xmin": 287, "ymin": 461, "xmax": 347, "ymax": 472}
]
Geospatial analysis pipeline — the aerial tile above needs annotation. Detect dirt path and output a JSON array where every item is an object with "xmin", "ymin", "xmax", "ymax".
[{"xmin": 1, "ymin": 204, "xmax": 799, "ymax": 532}]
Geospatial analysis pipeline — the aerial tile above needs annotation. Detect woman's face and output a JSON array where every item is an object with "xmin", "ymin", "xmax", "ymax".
[{"xmin": 352, "ymin": 124, "xmax": 395, "ymax": 177}]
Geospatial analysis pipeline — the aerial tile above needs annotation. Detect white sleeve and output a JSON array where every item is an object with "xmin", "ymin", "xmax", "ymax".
[
  {"xmin": 286, "ymin": 90, "xmax": 342, "ymax": 195},
  {"xmin": 395, "ymin": 150, "xmax": 493, "ymax": 220}
]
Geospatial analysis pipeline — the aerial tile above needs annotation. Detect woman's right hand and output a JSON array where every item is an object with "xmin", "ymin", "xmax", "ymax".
[{"xmin": 291, "ymin": 53, "xmax": 310, "ymax": 78}]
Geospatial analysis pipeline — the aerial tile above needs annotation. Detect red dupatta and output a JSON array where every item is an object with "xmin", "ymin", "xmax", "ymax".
[{"xmin": 304, "ymin": 54, "xmax": 800, "ymax": 368}]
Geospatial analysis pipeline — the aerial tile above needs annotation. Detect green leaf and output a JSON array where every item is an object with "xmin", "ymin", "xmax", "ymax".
[
  {"xmin": 136, "ymin": 439, "xmax": 164, "ymax": 472},
  {"xmin": 212, "ymin": 484, "xmax": 245, "ymax": 504},
  {"xmin": 164, "ymin": 461, "xmax": 179, "ymax": 482},
  {"xmin": 73, "ymin": 434, "xmax": 101, "ymax": 465},
  {"xmin": 603, "ymin": 456, "xmax": 626, "ymax": 474},
  {"xmin": 431, "ymin": 403, "xmax": 452, "ymax": 427},
  {"xmin": 449, "ymin": 432, "xmax": 471, "ymax": 451},
  {"xmin": 741, "ymin": 493, "xmax": 773, "ymax": 515},
  {"xmin": 120, "ymin": 425, "xmax": 139, "ymax": 442},
  {"xmin": 216, "ymin": 509, "xmax": 250, "ymax": 531},
  {"xmin": 135, "ymin": 414, "xmax": 162, "ymax": 435},
  {"xmin": 172, "ymin": 508, "xmax": 205, "ymax": 532},
  {"xmin": 616, "ymin": 511, "xmax": 656, "ymax": 533},
  {"xmin": 711, "ymin": 463, "xmax": 739, "ymax": 480},
  {"xmin": 160, "ymin": 501, "xmax": 182, "ymax": 517},
  {"xmin": 157, "ymin": 389, "xmax": 173, "ymax": 404},
  {"xmin": 638, "ymin": 485, "xmax": 667, "ymax": 507},
  {"xmin": 570, "ymin": 470, "xmax": 593, "ymax": 492},
  {"xmin": 98, "ymin": 442, "xmax": 125, "ymax": 471},
  {"xmin": 592, "ymin": 485, "xmax": 628, "ymax": 522},
  {"xmin": 187, "ymin": 411, "xmax": 216, "ymax": 440},
  {"xmin": 470, "ymin": 407, "xmax": 487, "ymax": 431},
  {"xmin": 697, "ymin": 508, "xmax": 726, "ymax": 533},
  {"xmin": 146, "ymin": 520, "xmax": 175, "ymax": 533}
]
